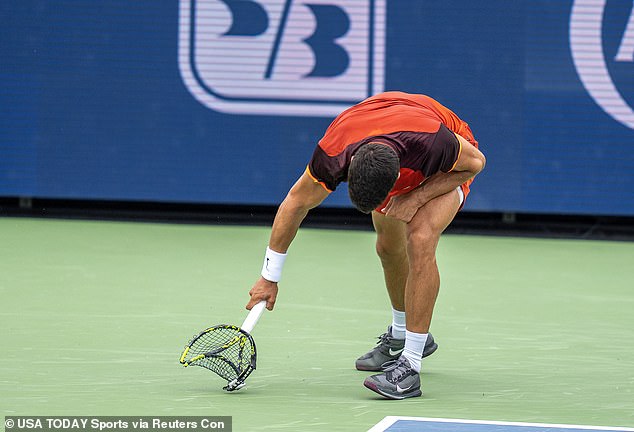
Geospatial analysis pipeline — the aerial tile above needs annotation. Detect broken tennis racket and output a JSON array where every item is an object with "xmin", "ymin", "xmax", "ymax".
[{"xmin": 179, "ymin": 300, "xmax": 266, "ymax": 391}]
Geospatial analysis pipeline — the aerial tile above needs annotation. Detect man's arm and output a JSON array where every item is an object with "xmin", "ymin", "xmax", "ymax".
[
  {"xmin": 385, "ymin": 134, "xmax": 486, "ymax": 223},
  {"xmin": 246, "ymin": 170, "xmax": 330, "ymax": 310}
]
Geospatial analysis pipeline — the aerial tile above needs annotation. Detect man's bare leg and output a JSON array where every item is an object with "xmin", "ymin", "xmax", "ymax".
[
  {"xmin": 363, "ymin": 189, "xmax": 461, "ymax": 399},
  {"xmin": 372, "ymin": 211, "xmax": 408, "ymax": 311},
  {"xmin": 404, "ymin": 189, "xmax": 461, "ymax": 334}
]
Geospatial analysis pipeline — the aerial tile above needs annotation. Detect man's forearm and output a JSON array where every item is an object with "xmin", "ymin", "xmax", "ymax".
[
  {"xmin": 412, "ymin": 170, "xmax": 475, "ymax": 207},
  {"xmin": 266, "ymin": 171, "xmax": 330, "ymax": 253},
  {"xmin": 268, "ymin": 196, "xmax": 311, "ymax": 253}
]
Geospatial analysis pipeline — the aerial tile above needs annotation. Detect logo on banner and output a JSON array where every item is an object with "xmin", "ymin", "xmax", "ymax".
[
  {"xmin": 570, "ymin": 0, "xmax": 634, "ymax": 130},
  {"xmin": 178, "ymin": 0, "xmax": 385, "ymax": 116}
]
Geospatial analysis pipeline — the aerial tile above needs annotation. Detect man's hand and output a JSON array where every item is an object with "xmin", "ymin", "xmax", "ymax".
[
  {"xmin": 384, "ymin": 193, "xmax": 423, "ymax": 223},
  {"xmin": 247, "ymin": 277, "xmax": 279, "ymax": 311}
]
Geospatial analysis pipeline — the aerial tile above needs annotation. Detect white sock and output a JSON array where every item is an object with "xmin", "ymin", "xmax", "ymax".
[
  {"xmin": 402, "ymin": 330, "xmax": 428, "ymax": 373},
  {"xmin": 390, "ymin": 307, "xmax": 406, "ymax": 340}
]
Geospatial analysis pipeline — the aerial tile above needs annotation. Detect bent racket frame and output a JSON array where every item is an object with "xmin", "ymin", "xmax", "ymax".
[{"xmin": 180, "ymin": 301, "xmax": 267, "ymax": 391}]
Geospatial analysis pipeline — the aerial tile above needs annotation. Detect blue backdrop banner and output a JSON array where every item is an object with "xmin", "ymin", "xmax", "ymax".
[{"xmin": 1, "ymin": 1, "xmax": 633, "ymax": 215}]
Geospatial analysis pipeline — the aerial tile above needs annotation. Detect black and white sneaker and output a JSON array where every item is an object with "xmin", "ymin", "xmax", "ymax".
[
  {"xmin": 363, "ymin": 356, "xmax": 422, "ymax": 400},
  {"xmin": 355, "ymin": 326, "xmax": 438, "ymax": 371}
]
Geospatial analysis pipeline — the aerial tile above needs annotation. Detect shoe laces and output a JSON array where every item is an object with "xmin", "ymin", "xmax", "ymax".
[
  {"xmin": 373, "ymin": 331, "xmax": 399, "ymax": 357},
  {"xmin": 382, "ymin": 357, "xmax": 411, "ymax": 382},
  {"xmin": 375, "ymin": 331, "xmax": 392, "ymax": 347}
]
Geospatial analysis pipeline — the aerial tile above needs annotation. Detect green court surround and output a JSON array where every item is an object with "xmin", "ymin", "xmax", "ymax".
[{"xmin": 1, "ymin": 218, "xmax": 632, "ymax": 431}]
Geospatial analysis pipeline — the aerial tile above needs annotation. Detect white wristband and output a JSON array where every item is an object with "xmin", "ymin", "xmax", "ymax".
[{"xmin": 261, "ymin": 247, "xmax": 287, "ymax": 283}]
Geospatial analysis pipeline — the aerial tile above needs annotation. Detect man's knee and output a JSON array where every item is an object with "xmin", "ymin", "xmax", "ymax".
[
  {"xmin": 406, "ymin": 223, "xmax": 440, "ymax": 259},
  {"xmin": 375, "ymin": 235, "xmax": 407, "ymax": 263},
  {"xmin": 406, "ymin": 191, "xmax": 460, "ymax": 251},
  {"xmin": 373, "ymin": 211, "xmax": 407, "ymax": 263}
]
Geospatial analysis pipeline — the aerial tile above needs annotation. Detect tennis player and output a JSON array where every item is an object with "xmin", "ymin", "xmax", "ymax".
[{"xmin": 246, "ymin": 91, "xmax": 486, "ymax": 400}]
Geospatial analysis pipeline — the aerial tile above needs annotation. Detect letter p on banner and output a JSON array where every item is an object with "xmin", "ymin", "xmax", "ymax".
[{"xmin": 178, "ymin": 0, "xmax": 385, "ymax": 116}]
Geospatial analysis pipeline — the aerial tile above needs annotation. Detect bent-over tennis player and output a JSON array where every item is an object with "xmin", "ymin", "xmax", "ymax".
[{"xmin": 246, "ymin": 91, "xmax": 486, "ymax": 400}]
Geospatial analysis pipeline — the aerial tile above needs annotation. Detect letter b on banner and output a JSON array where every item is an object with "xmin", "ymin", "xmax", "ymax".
[{"xmin": 178, "ymin": 0, "xmax": 385, "ymax": 116}]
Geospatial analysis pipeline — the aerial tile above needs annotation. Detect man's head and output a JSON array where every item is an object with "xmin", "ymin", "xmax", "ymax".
[{"xmin": 348, "ymin": 143, "xmax": 400, "ymax": 213}]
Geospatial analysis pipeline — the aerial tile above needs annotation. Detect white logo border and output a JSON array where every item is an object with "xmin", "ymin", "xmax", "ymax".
[{"xmin": 178, "ymin": 0, "xmax": 385, "ymax": 117}]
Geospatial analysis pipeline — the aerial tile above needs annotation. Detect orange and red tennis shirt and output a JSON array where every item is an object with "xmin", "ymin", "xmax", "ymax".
[{"xmin": 306, "ymin": 91, "xmax": 479, "ymax": 213}]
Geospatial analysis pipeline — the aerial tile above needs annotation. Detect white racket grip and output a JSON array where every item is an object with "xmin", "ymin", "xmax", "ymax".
[{"xmin": 241, "ymin": 301, "xmax": 266, "ymax": 333}]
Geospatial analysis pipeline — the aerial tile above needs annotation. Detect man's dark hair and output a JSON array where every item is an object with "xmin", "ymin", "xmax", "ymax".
[{"xmin": 348, "ymin": 143, "xmax": 400, "ymax": 213}]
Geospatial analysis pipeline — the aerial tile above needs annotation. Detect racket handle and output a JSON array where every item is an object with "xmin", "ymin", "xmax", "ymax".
[{"xmin": 241, "ymin": 300, "xmax": 266, "ymax": 333}]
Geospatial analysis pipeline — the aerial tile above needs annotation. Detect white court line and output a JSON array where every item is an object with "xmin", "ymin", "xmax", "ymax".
[{"xmin": 367, "ymin": 417, "xmax": 634, "ymax": 432}]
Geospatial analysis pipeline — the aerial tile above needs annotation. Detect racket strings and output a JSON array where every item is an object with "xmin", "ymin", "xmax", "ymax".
[{"xmin": 184, "ymin": 327, "xmax": 255, "ymax": 381}]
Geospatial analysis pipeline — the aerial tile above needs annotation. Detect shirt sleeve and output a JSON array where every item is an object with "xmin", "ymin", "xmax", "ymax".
[
  {"xmin": 429, "ymin": 123, "xmax": 461, "ymax": 174},
  {"xmin": 305, "ymin": 165, "xmax": 333, "ymax": 192},
  {"xmin": 307, "ymin": 145, "xmax": 343, "ymax": 192}
]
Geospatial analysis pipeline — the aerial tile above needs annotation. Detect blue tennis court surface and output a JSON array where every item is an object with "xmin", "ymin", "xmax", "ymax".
[{"xmin": 369, "ymin": 418, "xmax": 634, "ymax": 432}]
